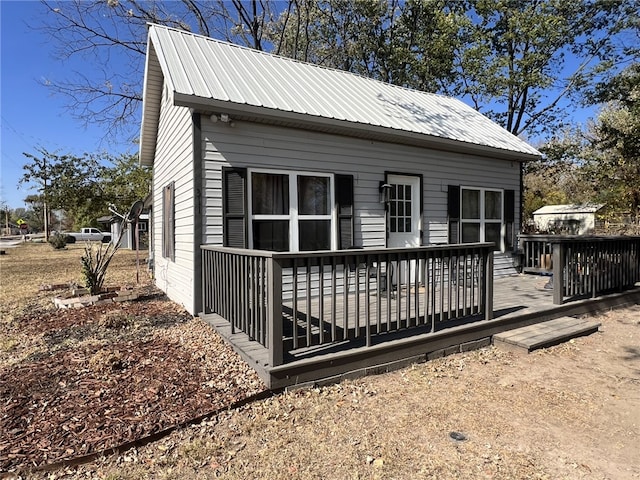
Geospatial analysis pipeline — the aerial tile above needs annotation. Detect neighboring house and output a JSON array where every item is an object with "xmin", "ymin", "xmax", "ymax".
[
  {"xmin": 98, "ymin": 214, "xmax": 150, "ymax": 250},
  {"xmin": 111, "ymin": 213, "xmax": 150, "ymax": 250},
  {"xmin": 533, "ymin": 204, "xmax": 604, "ymax": 235},
  {"xmin": 139, "ymin": 24, "xmax": 541, "ymax": 315}
]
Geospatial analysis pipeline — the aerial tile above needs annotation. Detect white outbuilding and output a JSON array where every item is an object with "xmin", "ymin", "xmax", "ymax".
[{"xmin": 533, "ymin": 204, "xmax": 604, "ymax": 235}]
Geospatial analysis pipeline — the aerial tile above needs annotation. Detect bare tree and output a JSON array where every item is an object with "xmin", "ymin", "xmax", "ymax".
[{"xmin": 36, "ymin": 0, "xmax": 290, "ymax": 141}]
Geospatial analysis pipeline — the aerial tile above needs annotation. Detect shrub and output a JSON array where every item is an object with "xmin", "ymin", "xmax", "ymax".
[
  {"xmin": 80, "ymin": 221, "xmax": 126, "ymax": 294},
  {"xmin": 81, "ymin": 241, "xmax": 119, "ymax": 294},
  {"xmin": 48, "ymin": 233, "xmax": 69, "ymax": 249}
]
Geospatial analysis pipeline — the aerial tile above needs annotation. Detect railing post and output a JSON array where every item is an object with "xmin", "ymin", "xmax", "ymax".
[
  {"xmin": 484, "ymin": 249, "xmax": 493, "ymax": 321},
  {"xmin": 552, "ymin": 241, "xmax": 564, "ymax": 305},
  {"xmin": 267, "ymin": 256, "xmax": 283, "ymax": 367},
  {"xmin": 201, "ymin": 248, "xmax": 207, "ymax": 314}
]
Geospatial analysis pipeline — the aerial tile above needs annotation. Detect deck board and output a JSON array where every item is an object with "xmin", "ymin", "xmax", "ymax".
[
  {"xmin": 494, "ymin": 316, "xmax": 601, "ymax": 352},
  {"xmin": 201, "ymin": 274, "xmax": 640, "ymax": 389}
]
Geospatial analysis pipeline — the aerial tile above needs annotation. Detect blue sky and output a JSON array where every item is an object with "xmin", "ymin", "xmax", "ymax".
[
  {"xmin": 0, "ymin": 0, "xmax": 136, "ymax": 209},
  {"xmin": 0, "ymin": 1, "xmax": 609, "ymax": 211}
]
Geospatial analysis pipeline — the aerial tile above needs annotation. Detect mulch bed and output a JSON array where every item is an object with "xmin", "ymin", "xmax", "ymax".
[{"xmin": 0, "ymin": 292, "xmax": 265, "ymax": 473}]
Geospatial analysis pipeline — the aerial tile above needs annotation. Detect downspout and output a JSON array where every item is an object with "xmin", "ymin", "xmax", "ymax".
[
  {"xmin": 192, "ymin": 112, "xmax": 203, "ymax": 316},
  {"xmin": 519, "ymin": 161, "xmax": 524, "ymax": 248}
]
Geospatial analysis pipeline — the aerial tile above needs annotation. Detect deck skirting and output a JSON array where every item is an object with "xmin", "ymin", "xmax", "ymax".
[{"xmin": 201, "ymin": 282, "xmax": 640, "ymax": 389}]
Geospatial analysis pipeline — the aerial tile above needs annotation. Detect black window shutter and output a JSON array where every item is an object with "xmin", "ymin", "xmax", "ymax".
[
  {"xmin": 222, "ymin": 167, "xmax": 247, "ymax": 248},
  {"xmin": 504, "ymin": 189, "xmax": 515, "ymax": 249},
  {"xmin": 504, "ymin": 189, "xmax": 515, "ymax": 222},
  {"xmin": 162, "ymin": 182, "xmax": 175, "ymax": 261},
  {"xmin": 335, "ymin": 174, "xmax": 354, "ymax": 249},
  {"xmin": 448, "ymin": 185, "xmax": 460, "ymax": 243}
]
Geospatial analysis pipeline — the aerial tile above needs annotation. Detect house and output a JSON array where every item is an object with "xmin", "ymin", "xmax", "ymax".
[
  {"xmin": 532, "ymin": 204, "xmax": 604, "ymax": 235},
  {"xmin": 98, "ymin": 214, "xmax": 150, "ymax": 250},
  {"xmin": 139, "ymin": 24, "xmax": 541, "ymax": 317}
]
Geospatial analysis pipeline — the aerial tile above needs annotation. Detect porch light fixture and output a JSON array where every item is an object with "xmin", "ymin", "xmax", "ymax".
[
  {"xmin": 210, "ymin": 113, "xmax": 235, "ymax": 127},
  {"xmin": 379, "ymin": 182, "xmax": 392, "ymax": 204}
]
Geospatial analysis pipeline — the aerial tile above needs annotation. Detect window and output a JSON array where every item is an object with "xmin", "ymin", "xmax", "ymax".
[
  {"xmin": 249, "ymin": 170, "xmax": 334, "ymax": 252},
  {"xmin": 222, "ymin": 168, "xmax": 353, "ymax": 251},
  {"xmin": 162, "ymin": 182, "xmax": 175, "ymax": 260},
  {"xmin": 389, "ymin": 183, "xmax": 413, "ymax": 233},
  {"xmin": 460, "ymin": 187, "xmax": 503, "ymax": 250}
]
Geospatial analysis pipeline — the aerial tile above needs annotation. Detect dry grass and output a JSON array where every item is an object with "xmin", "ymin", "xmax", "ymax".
[
  {"xmin": 0, "ymin": 242, "xmax": 264, "ymax": 474},
  {"xmin": 0, "ymin": 242, "xmax": 143, "ymax": 323},
  {"xmin": 36, "ymin": 305, "xmax": 640, "ymax": 480},
  {"xmin": 2, "ymin": 241, "xmax": 639, "ymax": 479}
]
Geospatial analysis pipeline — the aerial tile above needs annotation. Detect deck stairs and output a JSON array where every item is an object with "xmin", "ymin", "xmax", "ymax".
[
  {"xmin": 493, "ymin": 252, "xmax": 519, "ymax": 278},
  {"xmin": 493, "ymin": 316, "xmax": 601, "ymax": 353}
]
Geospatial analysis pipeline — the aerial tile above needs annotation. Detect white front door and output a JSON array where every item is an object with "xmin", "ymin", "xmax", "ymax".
[
  {"xmin": 387, "ymin": 174, "xmax": 421, "ymax": 248},
  {"xmin": 387, "ymin": 175, "xmax": 421, "ymax": 285}
]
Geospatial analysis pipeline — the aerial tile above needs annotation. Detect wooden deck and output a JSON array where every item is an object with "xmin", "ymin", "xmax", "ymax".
[
  {"xmin": 201, "ymin": 273, "xmax": 640, "ymax": 389},
  {"xmin": 493, "ymin": 316, "xmax": 601, "ymax": 353}
]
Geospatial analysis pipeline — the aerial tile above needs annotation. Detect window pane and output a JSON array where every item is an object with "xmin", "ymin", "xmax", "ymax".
[
  {"xmin": 485, "ymin": 223, "xmax": 501, "ymax": 246},
  {"xmin": 461, "ymin": 223, "xmax": 480, "ymax": 243},
  {"xmin": 405, "ymin": 218, "xmax": 412, "ymax": 232},
  {"xmin": 485, "ymin": 191, "xmax": 502, "ymax": 220},
  {"xmin": 253, "ymin": 220, "xmax": 289, "ymax": 251},
  {"xmin": 462, "ymin": 189, "xmax": 480, "ymax": 219},
  {"xmin": 298, "ymin": 176, "xmax": 329, "ymax": 215},
  {"xmin": 252, "ymin": 173, "xmax": 289, "ymax": 215},
  {"xmin": 405, "ymin": 185, "xmax": 411, "ymax": 200},
  {"xmin": 299, "ymin": 220, "xmax": 331, "ymax": 250}
]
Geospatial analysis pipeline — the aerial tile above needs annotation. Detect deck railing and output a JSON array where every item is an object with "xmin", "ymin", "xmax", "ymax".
[
  {"xmin": 202, "ymin": 243, "xmax": 494, "ymax": 367},
  {"xmin": 519, "ymin": 235, "xmax": 640, "ymax": 304}
]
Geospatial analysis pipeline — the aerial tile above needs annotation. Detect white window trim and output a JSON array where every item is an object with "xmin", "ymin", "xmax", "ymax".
[
  {"xmin": 247, "ymin": 168, "xmax": 336, "ymax": 251},
  {"xmin": 460, "ymin": 186, "xmax": 504, "ymax": 252}
]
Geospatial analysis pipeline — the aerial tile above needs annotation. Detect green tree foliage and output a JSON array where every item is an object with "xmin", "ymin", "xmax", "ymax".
[
  {"xmin": 7, "ymin": 204, "xmax": 47, "ymax": 233},
  {"xmin": 449, "ymin": 0, "xmax": 631, "ymax": 136},
  {"xmin": 524, "ymin": 126, "xmax": 593, "ymax": 223},
  {"xmin": 19, "ymin": 149, "xmax": 151, "ymax": 229},
  {"xmin": 38, "ymin": 0, "xmax": 635, "ymax": 140},
  {"xmin": 99, "ymin": 154, "xmax": 151, "ymax": 214},
  {"xmin": 272, "ymin": 0, "xmax": 461, "ymax": 92},
  {"xmin": 586, "ymin": 63, "xmax": 640, "ymax": 216},
  {"xmin": 19, "ymin": 148, "xmax": 101, "ymax": 232},
  {"xmin": 525, "ymin": 63, "xmax": 640, "ymax": 224}
]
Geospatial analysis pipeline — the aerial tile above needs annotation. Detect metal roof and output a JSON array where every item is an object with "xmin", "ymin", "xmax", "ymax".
[
  {"xmin": 533, "ymin": 204, "xmax": 605, "ymax": 215},
  {"xmin": 140, "ymin": 24, "xmax": 542, "ymax": 165}
]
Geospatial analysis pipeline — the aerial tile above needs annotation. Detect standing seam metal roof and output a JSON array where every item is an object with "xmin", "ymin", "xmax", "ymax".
[{"xmin": 140, "ymin": 24, "xmax": 542, "ymax": 165}]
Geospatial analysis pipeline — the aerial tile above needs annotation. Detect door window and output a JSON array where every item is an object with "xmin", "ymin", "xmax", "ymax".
[{"xmin": 389, "ymin": 183, "xmax": 413, "ymax": 233}]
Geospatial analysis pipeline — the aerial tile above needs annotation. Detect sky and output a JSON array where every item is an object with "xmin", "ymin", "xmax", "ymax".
[
  {"xmin": 0, "ymin": 0, "xmax": 137, "ymax": 210},
  {"xmin": 0, "ymin": 1, "xmax": 609, "ymax": 211}
]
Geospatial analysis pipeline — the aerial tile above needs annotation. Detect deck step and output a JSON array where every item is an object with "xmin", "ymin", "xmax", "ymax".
[{"xmin": 493, "ymin": 316, "xmax": 601, "ymax": 353}]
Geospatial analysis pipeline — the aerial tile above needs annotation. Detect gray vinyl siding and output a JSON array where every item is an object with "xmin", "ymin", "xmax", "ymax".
[
  {"xmin": 200, "ymin": 120, "xmax": 520, "ymax": 249},
  {"xmin": 152, "ymin": 84, "xmax": 196, "ymax": 313}
]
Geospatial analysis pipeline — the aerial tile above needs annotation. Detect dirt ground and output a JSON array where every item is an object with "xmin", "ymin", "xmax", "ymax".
[{"xmin": 1, "ymin": 242, "xmax": 639, "ymax": 479}]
